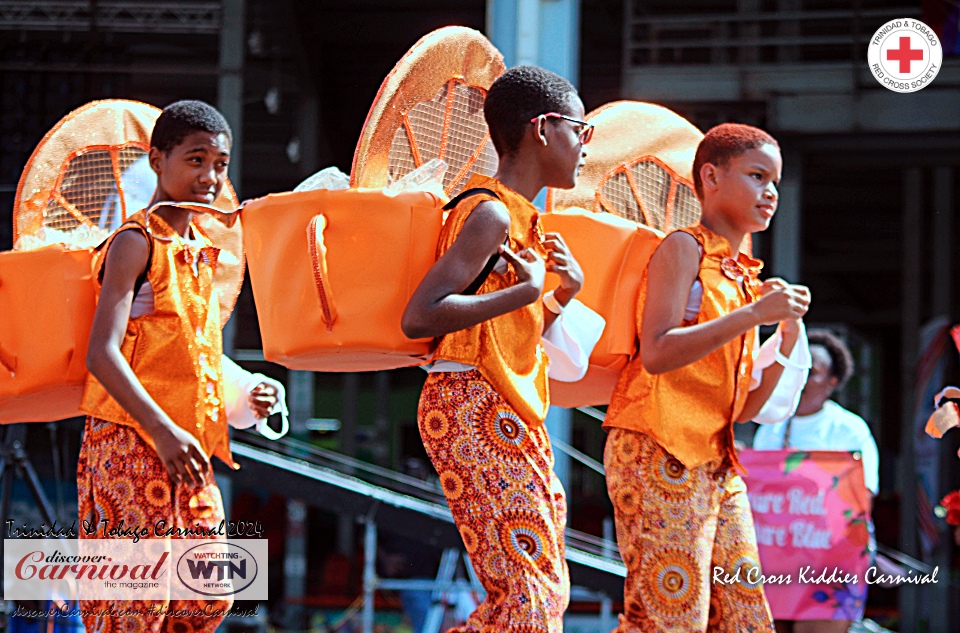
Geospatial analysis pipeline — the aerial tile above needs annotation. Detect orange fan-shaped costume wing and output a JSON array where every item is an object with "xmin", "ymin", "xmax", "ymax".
[
  {"xmin": 547, "ymin": 100, "xmax": 704, "ymax": 230},
  {"xmin": 351, "ymin": 26, "xmax": 504, "ymax": 196},
  {"xmin": 13, "ymin": 99, "xmax": 244, "ymax": 325}
]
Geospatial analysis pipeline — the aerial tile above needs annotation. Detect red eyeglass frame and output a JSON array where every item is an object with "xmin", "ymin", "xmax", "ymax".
[{"xmin": 530, "ymin": 112, "xmax": 594, "ymax": 145}]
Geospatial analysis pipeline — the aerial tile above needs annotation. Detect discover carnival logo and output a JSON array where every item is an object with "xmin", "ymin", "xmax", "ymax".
[
  {"xmin": 868, "ymin": 18, "xmax": 942, "ymax": 93},
  {"xmin": 3, "ymin": 538, "xmax": 268, "ymax": 601}
]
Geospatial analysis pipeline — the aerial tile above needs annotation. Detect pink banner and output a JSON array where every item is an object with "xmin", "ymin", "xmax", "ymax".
[{"xmin": 739, "ymin": 449, "xmax": 872, "ymax": 621}]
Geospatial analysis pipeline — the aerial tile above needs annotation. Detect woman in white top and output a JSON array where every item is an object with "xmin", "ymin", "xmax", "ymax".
[{"xmin": 753, "ymin": 329, "xmax": 879, "ymax": 633}]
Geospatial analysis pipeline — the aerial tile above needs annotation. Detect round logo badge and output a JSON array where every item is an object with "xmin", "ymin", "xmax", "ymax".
[{"xmin": 868, "ymin": 18, "xmax": 942, "ymax": 93}]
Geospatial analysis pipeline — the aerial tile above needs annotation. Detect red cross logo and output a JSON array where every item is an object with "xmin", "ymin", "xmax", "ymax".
[{"xmin": 887, "ymin": 36, "xmax": 924, "ymax": 73}]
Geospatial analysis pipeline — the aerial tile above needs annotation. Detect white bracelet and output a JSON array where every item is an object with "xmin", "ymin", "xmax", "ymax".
[
  {"xmin": 542, "ymin": 291, "xmax": 564, "ymax": 315},
  {"xmin": 775, "ymin": 347, "xmax": 810, "ymax": 371}
]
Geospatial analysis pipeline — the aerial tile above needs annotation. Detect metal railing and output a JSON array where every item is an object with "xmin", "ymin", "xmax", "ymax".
[
  {"xmin": 623, "ymin": 3, "xmax": 921, "ymax": 68},
  {"xmin": 0, "ymin": 1, "xmax": 222, "ymax": 34}
]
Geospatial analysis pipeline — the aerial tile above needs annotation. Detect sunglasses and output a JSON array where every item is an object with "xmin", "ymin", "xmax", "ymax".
[{"xmin": 530, "ymin": 112, "xmax": 594, "ymax": 145}]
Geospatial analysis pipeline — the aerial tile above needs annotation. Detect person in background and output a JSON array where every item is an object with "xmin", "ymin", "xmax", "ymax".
[{"xmin": 753, "ymin": 328, "xmax": 880, "ymax": 633}]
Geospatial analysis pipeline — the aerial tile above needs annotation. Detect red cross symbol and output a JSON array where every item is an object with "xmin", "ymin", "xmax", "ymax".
[{"xmin": 887, "ymin": 36, "xmax": 924, "ymax": 73}]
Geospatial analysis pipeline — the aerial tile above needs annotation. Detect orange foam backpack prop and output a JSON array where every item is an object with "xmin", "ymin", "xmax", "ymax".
[
  {"xmin": 242, "ymin": 26, "xmax": 504, "ymax": 370},
  {"xmin": 0, "ymin": 100, "xmax": 242, "ymax": 423},
  {"xmin": 543, "ymin": 101, "xmax": 705, "ymax": 407}
]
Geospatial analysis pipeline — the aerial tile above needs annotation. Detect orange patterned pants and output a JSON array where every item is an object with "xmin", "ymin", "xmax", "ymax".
[
  {"xmin": 604, "ymin": 429, "xmax": 774, "ymax": 633},
  {"xmin": 419, "ymin": 370, "xmax": 570, "ymax": 633},
  {"xmin": 77, "ymin": 417, "xmax": 232, "ymax": 633}
]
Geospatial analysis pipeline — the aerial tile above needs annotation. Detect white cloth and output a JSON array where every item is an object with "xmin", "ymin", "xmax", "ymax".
[
  {"xmin": 221, "ymin": 355, "xmax": 289, "ymax": 440},
  {"xmin": 426, "ymin": 297, "xmax": 605, "ymax": 382},
  {"xmin": 684, "ymin": 279, "xmax": 703, "ymax": 322},
  {"xmin": 753, "ymin": 400, "xmax": 880, "ymax": 494},
  {"xmin": 748, "ymin": 321, "xmax": 812, "ymax": 424},
  {"xmin": 540, "ymin": 296, "xmax": 605, "ymax": 382},
  {"xmin": 129, "ymin": 280, "xmax": 155, "ymax": 319}
]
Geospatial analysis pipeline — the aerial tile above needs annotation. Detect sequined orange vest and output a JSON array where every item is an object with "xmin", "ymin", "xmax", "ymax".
[
  {"xmin": 81, "ymin": 210, "xmax": 235, "ymax": 468},
  {"xmin": 432, "ymin": 174, "xmax": 550, "ymax": 427},
  {"xmin": 604, "ymin": 224, "xmax": 761, "ymax": 470}
]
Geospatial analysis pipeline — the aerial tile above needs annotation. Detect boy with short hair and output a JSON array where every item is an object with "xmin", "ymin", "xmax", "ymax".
[
  {"xmin": 603, "ymin": 123, "xmax": 811, "ymax": 631},
  {"xmin": 80, "ymin": 99, "xmax": 275, "ymax": 633},
  {"xmin": 401, "ymin": 65, "xmax": 591, "ymax": 632}
]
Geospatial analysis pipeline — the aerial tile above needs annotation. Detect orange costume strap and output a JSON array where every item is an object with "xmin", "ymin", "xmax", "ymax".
[
  {"xmin": 432, "ymin": 173, "xmax": 551, "ymax": 427},
  {"xmin": 81, "ymin": 210, "xmax": 235, "ymax": 469},
  {"xmin": 604, "ymin": 224, "xmax": 761, "ymax": 470}
]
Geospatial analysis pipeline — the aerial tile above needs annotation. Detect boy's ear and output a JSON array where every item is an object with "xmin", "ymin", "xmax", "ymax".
[
  {"xmin": 532, "ymin": 115, "xmax": 548, "ymax": 146},
  {"xmin": 700, "ymin": 163, "xmax": 720, "ymax": 193},
  {"xmin": 148, "ymin": 146, "xmax": 164, "ymax": 176}
]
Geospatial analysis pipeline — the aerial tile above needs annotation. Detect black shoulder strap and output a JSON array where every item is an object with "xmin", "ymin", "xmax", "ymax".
[
  {"xmin": 445, "ymin": 188, "xmax": 507, "ymax": 296},
  {"xmin": 442, "ymin": 187, "xmax": 500, "ymax": 211},
  {"xmin": 96, "ymin": 221, "xmax": 154, "ymax": 299}
]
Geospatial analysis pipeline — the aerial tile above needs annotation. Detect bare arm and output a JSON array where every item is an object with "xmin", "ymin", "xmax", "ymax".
[
  {"xmin": 86, "ymin": 230, "xmax": 209, "ymax": 485},
  {"xmin": 640, "ymin": 233, "xmax": 810, "ymax": 375},
  {"xmin": 641, "ymin": 233, "xmax": 760, "ymax": 374},
  {"xmin": 540, "ymin": 232, "xmax": 584, "ymax": 332},
  {"xmin": 401, "ymin": 200, "xmax": 544, "ymax": 340}
]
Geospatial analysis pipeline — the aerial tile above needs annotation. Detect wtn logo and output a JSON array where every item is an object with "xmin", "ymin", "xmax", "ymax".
[
  {"xmin": 186, "ymin": 558, "xmax": 247, "ymax": 581},
  {"xmin": 176, "ymin": 542, "xmax": 259, "ymax": 597}
]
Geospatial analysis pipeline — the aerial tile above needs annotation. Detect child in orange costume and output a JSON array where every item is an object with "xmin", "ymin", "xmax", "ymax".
[
  {"xmin": 603, "ymin": 123, "xmax": 811, "ymax": 632},
  {"xmin": 79, "ymin": 101, "xmax": 277, "ymax": 633},
  {"xmin": 402, "ymin": 66, "xmax": 591, "ymax": 633}
]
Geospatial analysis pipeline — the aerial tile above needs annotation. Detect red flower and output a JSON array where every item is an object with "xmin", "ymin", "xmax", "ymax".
[{"xmin": 939, "ymin": 490, "xmax": 960, "ymax": 526}]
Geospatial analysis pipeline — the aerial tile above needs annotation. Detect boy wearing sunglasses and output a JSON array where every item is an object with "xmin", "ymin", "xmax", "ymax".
[{"xmin": 402, "ymin": 65, "xmax": 590, "ymax": 632}]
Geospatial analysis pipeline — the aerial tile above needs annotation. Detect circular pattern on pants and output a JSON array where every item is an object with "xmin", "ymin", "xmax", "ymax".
[
  {"xmin": 452, "ymin": 436, "xmax": 481, "ymax": 464},
  {"xmin": 440, "ymin": 471, "xmax": 465, "ymax": 500},
  {"xmin": 640, "ymin": 442, "xmax": 696, "ymax": 503},
  {"xmin": 168, "ymin": 618, "xmax": 196, "ymax": 633},
  {"xmin": 422, "ymin": 410, "xmax": 448, "ymax": 440},
  {"xmin": 660, "ymin": 456, "xmax": 688, "ymax": 484},
  {"xmin": 497, "ymin": 509, "xmax": 557, "ymax": 581},
  {"xmin": 123, "ymin": 503, "xmax": 147, "ymax": 530},
  {"xmin": 614, "ymin": 482, "xmax": 641, "ymax": 515},
  {"xmin": 110, "ymin": 478, "xmax": 133, "ymax": 508},
  {"xmin": 640, "ymin": 547, "xmax": 700, "ymax": 618},
  {"xmin": 474, "ymin": 396, "xmax": 527, "ymax": 463},
  {"xmin": 495, "ymin": 411, "xmax": 525, "ymax": 445},
  {"xmin": 725, "ymin": 553, "xmax": 769, "ymax": 607},
  {"xmin": 460, "ymin": 524, "xmax": 478, "ymax": 553},
  {"xmin": 616, "ymin": 431, "xmax": 640, "ymax": 460},
  {"xmin": 145, "ymin": 479, "xmax": 171, "ymax": 508},
  {"xmin": 92, "ymin": 500, "xmax": 115, "ymax": 527},
  {"xmin": 707, "ymin": 591, "xmax": 724, "ymax": 628},
  {"xmin": 731, "ymin": 555, "xmax": 763, "ymax": 589}
]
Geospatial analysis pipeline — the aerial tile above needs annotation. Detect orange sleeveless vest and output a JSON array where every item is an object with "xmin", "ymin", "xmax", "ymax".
[
  {"xmin": 603, "ymin": 224, "xmax": 761, "ymax": 470},
  {"xmin": 80, "ymin": 210, "xmax": 235, "ymax": 468},
  {"xmin": 432, "ymin": 174, "xmax": 550, "ymax": 427}
]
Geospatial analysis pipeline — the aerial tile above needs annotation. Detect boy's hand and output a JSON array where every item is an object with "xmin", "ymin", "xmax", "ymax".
[
  {"xmin": 153, "ymin": 423, "xmax": 211, "ymax": 487},
  {"xmin": 249, "ymin": 382, "xmax": 278, "ymax": 420},
  {"xmin": 752, "ymin": 278, "xmax": 810, "ymax": 326},
  {"xmin": 542, "ymin": 232, "xmax": 583, "ymax": 300},
  {"xmin": 499, "ymin": 244, "xmax": 546, "ymax": 302}
]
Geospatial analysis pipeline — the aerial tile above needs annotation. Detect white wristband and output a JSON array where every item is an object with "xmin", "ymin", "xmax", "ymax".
[
  {"xmin": 543, "ymin": 291, "xmax": 564, "ymax": 315},
  {"xmin": 775, "ymin": 347, "xmax": 809, "ymax": 371}
]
